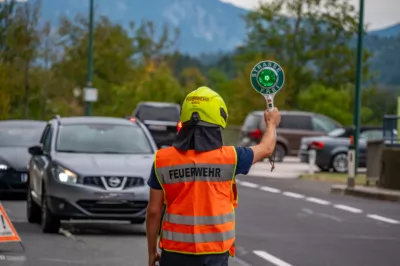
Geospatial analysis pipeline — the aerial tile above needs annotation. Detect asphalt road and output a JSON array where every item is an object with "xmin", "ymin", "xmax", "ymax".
[{"xmin": 1, "ymin": 175, "xmax": 400, "ymax": 266}]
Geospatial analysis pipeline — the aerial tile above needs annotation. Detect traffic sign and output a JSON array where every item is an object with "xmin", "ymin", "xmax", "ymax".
[
  {"xmin": 0, "ymin": 203, "xmax": 21, "ymax": 243},
  {"xmin": 84, "ymin": 87, "xmax": 98, "ymax": 102},
  {"xmin": 250, "ymin": 60, "xmax": 285, "ymax": 96},
  {"xmin": 250, "ymin": 60, "xmax": 285, "ymax": 112}
]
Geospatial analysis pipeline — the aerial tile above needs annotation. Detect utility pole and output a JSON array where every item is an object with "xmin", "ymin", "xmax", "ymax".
[
  {"xmin": 347, "ymin": 0, "xmax": 365, "ymax": 188},
  {"xmin": 84, "ymin": 0, "xmax": 96, "ymax": 116}
]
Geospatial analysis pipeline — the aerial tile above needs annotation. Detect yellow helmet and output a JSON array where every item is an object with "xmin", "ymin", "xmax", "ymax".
[{"xmin": 180, "ymin": 86, "xmax": 228, "ymax": 129}]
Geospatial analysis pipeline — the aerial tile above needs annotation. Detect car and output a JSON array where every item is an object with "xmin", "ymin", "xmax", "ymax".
[
  {"xmin": 26, "ymin": 116, "xmax": 157, "ymax": 233},
  {"xmin": 239, "ymin": 111, "xmax": 342, "ymax": 162},
  {"xmin": 132, "ymin": 101, "xmax": 181, "ymax": 148},
  {"xmin": 0, "ymin": 120, "xmax": 46, "ymax": 194},
  {"xmin": 298, "ymin": 126, "xmax": 383, "ymax": 172}
]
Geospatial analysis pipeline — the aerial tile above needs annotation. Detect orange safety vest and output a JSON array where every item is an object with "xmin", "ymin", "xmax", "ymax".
[{"xmin": 154, "ymin": 146, "xmax": 238, "ymax": 256}]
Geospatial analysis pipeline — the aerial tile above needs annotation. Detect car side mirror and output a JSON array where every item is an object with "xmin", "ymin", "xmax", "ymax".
[{"xmin": 28, "ymin": 145, "xmax": 43, "ymax": 156}]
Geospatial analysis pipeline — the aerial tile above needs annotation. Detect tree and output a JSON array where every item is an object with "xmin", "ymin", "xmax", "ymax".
[
  {"xmin": 0, "ymin": 0, "xmax": 41, "ymax": 118},
  {"xmin": 241, "ymin": 0, "xmax": 373, "ymax": 108},
  {"xmin": 179, "ymin": 67, "xmax": 207, "ymax": 94},
  {"xmin": 297, "ymin": 83, "xmax": 353, "ymax": 125}
]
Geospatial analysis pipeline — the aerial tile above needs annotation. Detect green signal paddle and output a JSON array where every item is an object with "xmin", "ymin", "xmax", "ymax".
[
  {"xmin": 250, "ymin": 60, "xmax": 285, "ymax": 112},
  {"xmin": 250, "ymin": 60, "xmax": 285, "ymax": 171}
]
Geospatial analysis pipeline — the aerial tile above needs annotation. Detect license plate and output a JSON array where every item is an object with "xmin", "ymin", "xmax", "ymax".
[
  {"xmin": 21, "ymin": 173, "xmax": 28, "ymax": 183},
  {"xmin": 93, "ymin": 192, "xmax": 134, "ymax": 200},
  {"xmin": 148, "ymin": 125, "xmax": 167, "ymax": 131}
]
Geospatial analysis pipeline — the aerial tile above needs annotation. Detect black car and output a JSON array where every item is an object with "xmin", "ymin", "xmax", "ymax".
[
  {"xmin": 26, "ymin": 116, "xmax": 157, "ymax": 233},
  {"xmin": 0, "ymin": 120, "xmax": 46, "ymax": 193},
  {"xmin": 132, "ymin": 102, "xmax": 181, "ymax": 148},
  {"xmin": 299, "ymin": 126, "xmax": 383, "ymax": 173}
]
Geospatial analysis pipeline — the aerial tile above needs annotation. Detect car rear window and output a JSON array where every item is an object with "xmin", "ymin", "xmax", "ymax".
[
  {"xmin": 243, "ymin": 114, "xmax": 262, "ymax": 131},
  {"xmin": 0, "ymin": 125, "xmax": 44, "ymax": 147},
  {"xmin": 136, "ymin": 106, "xmax": 180, "ymax": 122}
]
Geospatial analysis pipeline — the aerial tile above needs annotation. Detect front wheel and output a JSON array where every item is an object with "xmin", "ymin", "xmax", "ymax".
[
  {"xmin": 41, "ymin": 189, "xmax": 61, "ymax": 234},
  {"xmin": 26, "ymin": 183, "xmax": 41, "ymax": 224},
  {"xmin": 331, "ymin": 153, "xmax": 348, "ymax": 173},
  {"xmin": 274, "ymin": 143, "xmax": 286, "ymax": 163}
]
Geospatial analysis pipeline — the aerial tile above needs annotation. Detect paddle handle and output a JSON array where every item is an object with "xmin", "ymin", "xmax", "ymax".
[
  {"xmin": 264, "ymin": 95, "xmax": 277, "ymax": 137},
  {"xmin": 266, "ymin": 95, "xmax": 274, "ymax": 112}
]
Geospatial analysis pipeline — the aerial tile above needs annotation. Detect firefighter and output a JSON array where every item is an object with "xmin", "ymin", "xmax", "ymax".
[{"xmin": 146, "ymin": 86, "xmax": 280, "ymax": 266}]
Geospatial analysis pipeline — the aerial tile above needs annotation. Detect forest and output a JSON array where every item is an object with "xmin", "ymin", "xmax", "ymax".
[{"xmin": 0, "ymin": 0, "xmax": 398, "ymax": 126}]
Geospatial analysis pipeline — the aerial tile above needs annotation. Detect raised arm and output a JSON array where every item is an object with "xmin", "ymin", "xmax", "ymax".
[{"xmin": 250, "ymin": 108, "xmax": 281, "ymax": 164}]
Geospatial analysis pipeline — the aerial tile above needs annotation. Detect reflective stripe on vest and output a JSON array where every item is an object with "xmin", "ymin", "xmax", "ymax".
[
  {"xmin": 164, "ymin": 212, "xmax": 234, "ymax": 225},
  {"xmin": 154, "ymin": 146, "xmax": 238, "ymax": 256},
  {"xmin": 162, "ymin": 228, "xmax": 235, "ymax": 243},
  {"xmin": 156, "ymin": 163, "xmax": 234, "ymax": 184}
]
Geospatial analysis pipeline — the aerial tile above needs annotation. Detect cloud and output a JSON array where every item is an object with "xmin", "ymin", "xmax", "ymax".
[{"xmin": 220, "ymin": 0, "xmax": 399, "ymax": 30}]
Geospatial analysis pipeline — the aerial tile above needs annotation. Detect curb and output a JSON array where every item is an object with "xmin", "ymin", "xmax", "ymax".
[{"xmin": 331, "ymin": 184, "xmax": 400, "ymax": 202}]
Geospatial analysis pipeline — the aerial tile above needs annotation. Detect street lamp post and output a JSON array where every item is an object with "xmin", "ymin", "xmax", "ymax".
[
  {"xmin": 347, "ymin": 0, "xmax": 365, "ymax": 188},
  {"xmin": 85, "ymin": 0, "xmax": 95, "ymax": 116}
]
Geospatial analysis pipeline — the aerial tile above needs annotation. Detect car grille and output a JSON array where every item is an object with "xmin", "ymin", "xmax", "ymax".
[
  {"xmin": 77, "ymin": 200, "xmax": 148, "ymax": 214},
  {"xmin": 82, "ymin": 176, "xmax": 144, "ymax": 190}
]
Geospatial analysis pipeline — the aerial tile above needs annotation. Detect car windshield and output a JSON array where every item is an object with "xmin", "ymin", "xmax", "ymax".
[
  {"xmin": 0, "ymin": 124, "xmax": 44, "ymax": 147},
  {"xmin": 136, "ymin": 106, "xmax": 180, "ymax": 122},
  {"xmin": 328, "ymin": 128, "xmax": 346, "ymax": 137},
  {"xmin": 56, "ymin": 124, "xmax": 153, "ymax": 154}
]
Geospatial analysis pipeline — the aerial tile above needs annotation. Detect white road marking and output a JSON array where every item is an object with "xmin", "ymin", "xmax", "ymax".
[
  {"xmin": 282, "ymin": 191, "xmax": 304, "ymax": 199},
  {"xmin": 367, "ymin": 214, "xmax": 400, "ymax": 224},
  {"xmin": 239, "ymin": 181, "xmax": 259, "ymax": 188},
  {"xmin": 260, "ymin": 186, "xmax": 281, "ymax": 193},
  {"xmin": 334, "ymin": 204, "xmax": 363, "ymax": 213},
  {"xmin": 253, "ymin": 250, "xmax": 293, "ymax": 266},
  {"xmin": 306, "ymin": 197, "xmax": 331, "ymax": 205}
]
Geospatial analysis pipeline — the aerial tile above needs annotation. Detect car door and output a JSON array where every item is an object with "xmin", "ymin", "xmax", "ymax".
[
  {"xmin": 29, "ymin": 124, "xmax": 49, "ymax": 196},
  {"xmin": 32, "ymin": 124, "xmax": 54, "ymax": 199},
  {"xmin": 278, "ymin": 115, "xmax": 314, "ymax": 155}
]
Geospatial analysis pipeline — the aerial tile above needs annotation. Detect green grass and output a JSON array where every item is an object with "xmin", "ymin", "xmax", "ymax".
[{"xmin": 299, "ymin": 172, "xmax": 367, "ymax": 185}]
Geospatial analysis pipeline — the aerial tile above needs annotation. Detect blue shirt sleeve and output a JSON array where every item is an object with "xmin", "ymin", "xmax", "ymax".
[
  {"xmin": 147, "ymin": 162, "xmax": 162, "ymax": 190},
  {"xmin": 234, "ymin": 147, "xmax": 254, "ymax": 176}
]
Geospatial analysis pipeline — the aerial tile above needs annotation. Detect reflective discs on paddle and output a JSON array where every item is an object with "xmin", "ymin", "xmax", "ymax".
[{"xmin": 250, "ymin": 60, "xmax": 285, "ymax": 95}]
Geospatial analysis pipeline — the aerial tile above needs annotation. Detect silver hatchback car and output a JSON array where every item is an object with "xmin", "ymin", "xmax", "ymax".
[{"xmin": 26, "ymin": 116, "xmax": 157, "ymax": 233}]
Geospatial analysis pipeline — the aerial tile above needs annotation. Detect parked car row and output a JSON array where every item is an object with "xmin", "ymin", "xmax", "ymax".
[
  {"xmin": 238, "ymin": 109, "xmax": 394, "ymax": 173},
  {"xmin": 299, "ymin": 126, "xmax": 384, "ymax": 173},
  {"xmin": 239, "ymin": 110, "xmax": 342, "ymax": 162}
]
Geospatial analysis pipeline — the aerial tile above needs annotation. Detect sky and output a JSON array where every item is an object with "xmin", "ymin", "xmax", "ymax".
[{"xmin": 221, "ymin": 0, "xmax": 399, "ymax": 30}]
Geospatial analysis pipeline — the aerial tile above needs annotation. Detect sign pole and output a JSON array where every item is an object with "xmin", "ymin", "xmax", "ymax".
[
  {"xmin": 348, "ymin": 0, "xmax": 365, "ymax": 188},
  {"xmin": 85, "ymin": 0, "xmax": 95, "ymax": 116}
]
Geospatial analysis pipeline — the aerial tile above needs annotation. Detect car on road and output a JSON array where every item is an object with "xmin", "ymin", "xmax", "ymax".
[
  {"xmin": 132, "ymin": 101, "xmax": 181, "ymax": 148},
  {"xmin": 0, "ymin": 120, "xmax": 46, "ymax": 194},
  {"xmin": 239, "ymin": 111, "xmax": 342, "ymax": 162},
  {"xmin": 26, "ymin": 116, "xmax": 157, "ymax": 233},
  {"xmin": 298, "ymin": 126, "xmax": 383, "ymax": 172}
]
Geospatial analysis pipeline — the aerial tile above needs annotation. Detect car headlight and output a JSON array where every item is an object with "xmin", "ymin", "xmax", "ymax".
[
  {"xmin": 0, "ymin": 164, "xmax": 8, "ymax": 170},
  {"xmin": 54, "ymin": 165, "xmax": 77, "ymax": 184}
]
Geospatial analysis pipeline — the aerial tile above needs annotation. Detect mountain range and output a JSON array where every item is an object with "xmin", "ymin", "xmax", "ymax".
[{"xmin": 34, "ymin": 0, "xmax": 399, "ymax": 55}]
